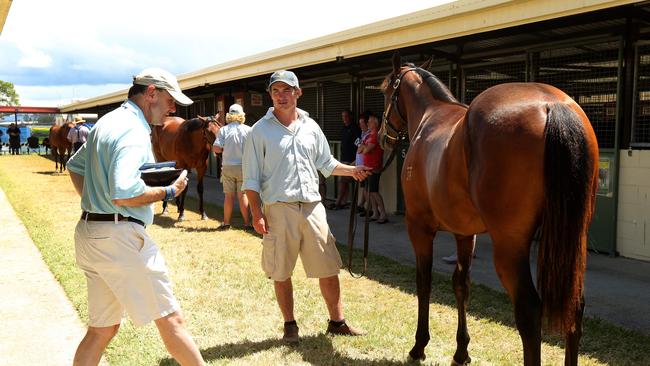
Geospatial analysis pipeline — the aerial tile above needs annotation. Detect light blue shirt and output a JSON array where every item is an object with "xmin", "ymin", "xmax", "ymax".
[
  {"xmin": 242, "ymin": 107, "xmax": 339, "ymax": 204},
  {"xmin": 214, "ymin": 122, "xmax": 251, "ymax": 166},
  {"xmin": 67, "ymin": 100, "xmax": 156, "ymax": 225}
]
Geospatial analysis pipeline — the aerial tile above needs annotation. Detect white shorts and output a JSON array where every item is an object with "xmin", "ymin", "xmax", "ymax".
[{"xmin": 74, "ymin": 220, "xmax": 179, "ymax": 327}]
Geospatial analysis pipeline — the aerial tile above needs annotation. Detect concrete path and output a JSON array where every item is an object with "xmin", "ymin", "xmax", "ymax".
[
  {"xmin": 0, "ymin": 188, "xmax": 107, "ymax": 365},
  {"xmin": 186, "ymin": 174, "xmax": 650, "ymax": 336}
]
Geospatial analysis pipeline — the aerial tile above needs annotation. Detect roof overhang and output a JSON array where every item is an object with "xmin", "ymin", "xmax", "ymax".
[
  {"xmin": 60, "ymin": 0, "xmax": 641, "ymax": 113},
  {"xmin": 0, "ymin": 0, "xmax": 11, "ymax": 35},
  {"xmin": 0, "ymin": 106, "xmax": 60, "ymax": 114}
]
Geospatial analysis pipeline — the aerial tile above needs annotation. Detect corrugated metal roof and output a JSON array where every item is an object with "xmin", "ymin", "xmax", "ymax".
[{"xmin": 60, "ymin": 0, "xmax": 641, "ymax": 112}]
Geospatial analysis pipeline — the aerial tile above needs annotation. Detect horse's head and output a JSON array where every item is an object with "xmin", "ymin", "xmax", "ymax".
[
  {"xmin": 197, "ymin": 115, "xmax": 222, "ymax": 144},
  {"xmin": 379, "ymin": 52, "xmax": 433, "ymax": 150}
]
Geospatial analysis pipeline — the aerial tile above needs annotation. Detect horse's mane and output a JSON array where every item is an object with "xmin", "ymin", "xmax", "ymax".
[
  {"xmin": 382, "ymin": 63, "xmax": 465, "ymax": 106},
  {"xmin": 410, "ymin": 64, "xmax": 462, "ymax": 105},
  {"xmin": 183, "ymin": 117, "xmax": 205, "ymax": 132}
]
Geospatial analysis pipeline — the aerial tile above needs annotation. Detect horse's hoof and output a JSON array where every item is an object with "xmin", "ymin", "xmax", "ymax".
[
  {"xmin": 201, "ymin": 214, "xmax": 208, "ymax": 220},
  {"xmin": 408, "ymin": 349, "xmax": 426, "ymax": 362},
  {"xmin": 451, "ymin": 356, "xmax": 471, "ymax": 365},
  {"xmin": 177, "ymin": 216, "xmax": 185, "ymax": 222}
]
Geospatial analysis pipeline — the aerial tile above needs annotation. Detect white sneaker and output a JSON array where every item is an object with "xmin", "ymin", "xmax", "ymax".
[{"xmin": 442, "ymin": 254, "xmax": 457, "ymax": 264}]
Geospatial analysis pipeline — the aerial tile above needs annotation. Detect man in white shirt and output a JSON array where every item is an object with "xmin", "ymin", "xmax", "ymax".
[{"xmin": 242, "ymin": 70, "xmax": 372, "ymax": 343}]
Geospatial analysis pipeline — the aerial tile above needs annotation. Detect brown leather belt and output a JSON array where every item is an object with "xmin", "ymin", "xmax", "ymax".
[{"xmin": 81, "ymin": 211, "xmax": 145, "ymax": 227}]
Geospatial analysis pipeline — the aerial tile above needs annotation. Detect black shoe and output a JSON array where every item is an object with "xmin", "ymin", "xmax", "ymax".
[
  {"xmin": 326, "ymin": 320, "xmax": 366, "ymax": 336},
  {"xmin": 216, "ymin": 224, "xmax": 231, "ymax": 231},
  {"xmin": 283, "ymin": 322, "xmax": 300, "ymax": 343}
]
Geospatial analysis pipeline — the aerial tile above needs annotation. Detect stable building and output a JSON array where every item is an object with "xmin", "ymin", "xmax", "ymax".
[{"xmin": 61, "ymin": 0, "xmax": 650, "ymax": 261}]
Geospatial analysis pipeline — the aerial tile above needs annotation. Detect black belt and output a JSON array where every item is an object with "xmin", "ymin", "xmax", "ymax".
[{"xmin": 81, "ymin": 211, "xmax": 145, "ymax": 227}]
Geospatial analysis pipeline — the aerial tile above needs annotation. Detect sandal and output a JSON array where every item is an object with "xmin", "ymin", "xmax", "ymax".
[{"xmin": 376, "ymin": 218, "xmax": 389, "ymax": 224}]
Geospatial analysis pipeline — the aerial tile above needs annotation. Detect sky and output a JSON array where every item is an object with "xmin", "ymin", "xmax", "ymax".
[{"xmin": 0, "ymin": 0, "xmax": 454, "ymax": 107}]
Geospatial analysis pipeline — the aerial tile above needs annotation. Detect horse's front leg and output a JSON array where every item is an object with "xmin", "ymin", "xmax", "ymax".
[
  {"xmin": 451, "ymin": 234, "xmax": 476, "ymax": 365},
  {"xmin": 407, "ymin": 223, "xmax": 436, "ymax": 361},
  {"xmin": 196, "ymin": 169, "xmax": 207, "ymax": 220},
  {"xmin": 176, "ymin": 184, "xmax": 188, "ymax": 221}
]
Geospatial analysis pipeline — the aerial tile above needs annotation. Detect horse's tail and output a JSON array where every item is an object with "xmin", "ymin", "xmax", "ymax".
[{"xmin": 538, "ymin": 102, "xmax": 594, "ymax": 334}]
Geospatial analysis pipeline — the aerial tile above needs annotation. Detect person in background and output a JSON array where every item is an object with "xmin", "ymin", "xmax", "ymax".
[
  {"xmin": 7, "ymin": 122, "xmax": 21, "ymax": 155},
  {"xmin": 358, "ymin": 112, "xmax": 387, "ymax": 224},
  {"xmin": 67, "ymin": 116, "xmax": 91, "ymax": 153},
  {"xmin": 66, "ymin": 68, "xmax": 204, "ymax": 366},
  {"xmin": 328, "ymin": 109, "xmax": 360, "ymax": 210},
  {"xmin": 243, "ymin": 70, "xmax": 372, "ymax": 343},
  {"xmin": 354, "ymin": 112, "xmax": 371, "ymax": 215},
  {"xmin": 213, "ymin": 103, "xmax": 252, "ymax": 231}
]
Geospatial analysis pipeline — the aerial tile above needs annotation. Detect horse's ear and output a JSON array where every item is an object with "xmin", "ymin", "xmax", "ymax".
[
  {"xmin": 420, "ymin": 56, "xmax": 433, "ymax": 71},
  {"xmin": 392, "ymin": 51, "xmax": 401, "ymax": 75}
]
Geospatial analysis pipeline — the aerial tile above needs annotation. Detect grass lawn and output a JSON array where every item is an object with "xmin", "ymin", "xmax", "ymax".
[{"xmin": 1, "ymin": 154, "xmax": 648, "ymax": 365}]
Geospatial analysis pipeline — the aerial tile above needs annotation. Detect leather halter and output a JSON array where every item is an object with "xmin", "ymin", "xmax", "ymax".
[
  {"xmin": 202, "ymin": 116, "xmax": 219, "ymax": 145},
  {"xmin": 381, "ymin": 67, "xmax": 417, "ymax": 145}
]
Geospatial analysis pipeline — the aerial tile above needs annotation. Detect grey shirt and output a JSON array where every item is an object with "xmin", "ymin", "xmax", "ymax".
[{"xmin": 242, "ymin": 108, "xmax": 338, "ymax": 204}]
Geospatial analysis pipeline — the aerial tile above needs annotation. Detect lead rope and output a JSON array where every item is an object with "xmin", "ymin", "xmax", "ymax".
[{"xmin": 346, "ymin": 146, "xmax": 398, "ymax": 278}]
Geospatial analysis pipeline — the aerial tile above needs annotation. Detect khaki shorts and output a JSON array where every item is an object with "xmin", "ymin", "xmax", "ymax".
[
  {"xmin": 74, "ymin": 220, "xmax": 179, "ymax": 327},
  {"xmin": 261, "ymin": 202, "xmax": 342, "ymax": 281},
  {"xmin": 221, "ymin": 165, "xmax": 243, "ymax": 193}
]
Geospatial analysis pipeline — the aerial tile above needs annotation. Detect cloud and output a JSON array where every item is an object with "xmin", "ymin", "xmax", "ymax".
[
  {"xmin": 1, "ymin": 0, "xmax": 453, "ymax": 106},
  {"xmin": 17, "ymin": 46, "xmax": 52, "ymax": 68}
]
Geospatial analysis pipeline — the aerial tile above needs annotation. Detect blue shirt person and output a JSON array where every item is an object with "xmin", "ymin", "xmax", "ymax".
[{"xmin": 66, "ymin": 68, "xmax": 205, "ymax": 365}]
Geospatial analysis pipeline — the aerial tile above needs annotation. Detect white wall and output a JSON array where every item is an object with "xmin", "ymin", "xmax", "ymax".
[{"xmin": 617, "ymin": 149, "xmax": 650, "ymax": 261}]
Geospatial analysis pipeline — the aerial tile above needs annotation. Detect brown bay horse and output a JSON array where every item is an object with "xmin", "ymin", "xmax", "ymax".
[
  {"xmin": 379, "ymin": 54, "xmax": 598, "ymax": 365},
  {"xmin": 48, "ymin": 123, "xmax": 74, "ymax": 172},
  {"xmin": 151, "ymin": 115, "xmax": 220, "ymax": 221}
]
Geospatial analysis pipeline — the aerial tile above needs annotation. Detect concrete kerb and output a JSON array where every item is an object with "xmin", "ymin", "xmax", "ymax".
[{"xmin": 0, "ymin": 187, "xmax": 109, "ymax": 365}]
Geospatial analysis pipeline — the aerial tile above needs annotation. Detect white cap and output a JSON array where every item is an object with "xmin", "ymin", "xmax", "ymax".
[
  {"xmin": 133, "ymin": 68, "xmax": 193, "ymax": 106},
  {"xmin": 228, "ymin": 103, "xmax": 244, "ymax": 115}
]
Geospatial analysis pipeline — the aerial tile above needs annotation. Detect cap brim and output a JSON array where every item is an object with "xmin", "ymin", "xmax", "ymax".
[
  {"xmin": 168, "ymin": 89, "xmax": 193, "ymax": 106},
  {"xmin": 268, "ymin": 80, "xmax": 299, "ymax": 90}
]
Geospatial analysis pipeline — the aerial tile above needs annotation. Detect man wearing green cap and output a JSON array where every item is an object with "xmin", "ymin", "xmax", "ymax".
[{"xmin": 243, "ymin": 70, "xmax": 372, "ymax": 343}]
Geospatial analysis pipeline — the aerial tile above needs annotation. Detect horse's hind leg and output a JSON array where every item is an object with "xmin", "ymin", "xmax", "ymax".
[
  {"xmin": 451, "ymin": 234, "xmax": 476, "ymax": 365},
  {"xmin": 407, "ymin": 223, "xmax": 436, "ymax": 361},
  {"xmin": 564, "ymin": 294, "xmax": 585, "ymax": 366},
  {"xmin": 491, "ymin": 233, "xmax": 541, "ymax": 365}
]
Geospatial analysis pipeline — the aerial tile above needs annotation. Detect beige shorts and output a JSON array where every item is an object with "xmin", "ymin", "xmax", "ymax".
[
  {"xmin": 261, "ymin": 202, "xmax": 342, "ymax": 281},
  {"xmin": 74, "ymin": 220, "xmax": 179, "ymax": 327},
  {"xmin": 221, "ymin": 165, "xmax": 243, "ymax": 193}
]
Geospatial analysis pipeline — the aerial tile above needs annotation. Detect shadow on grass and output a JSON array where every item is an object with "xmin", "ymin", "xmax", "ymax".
[
  {"xmin": 158, "ymin": 200, "xmax": 650, "ymax": 365},
  {"xmin": 34, "ymin": 170, "xmax": 63, "ymax": 176},
  {"xmin": 159, "ymin": 334, "xmax": 410, "ymax": 366}
]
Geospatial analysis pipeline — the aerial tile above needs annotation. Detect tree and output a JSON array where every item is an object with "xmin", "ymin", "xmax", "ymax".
[{"xmin": 0, "ymin": 80, "xmax": 20, "ymax": 106}]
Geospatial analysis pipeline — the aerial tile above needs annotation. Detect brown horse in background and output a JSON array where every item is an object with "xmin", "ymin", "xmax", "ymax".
[
  {"xmin": 379, "ymin": 53, "xmax": 599, "ymax": 365},
  {"xmin": 48, "ymin": 123, "xmax": 73, "ymax": 172},
  {"xmin": 151, "ymin": 115, "xmax": 221, "ymax": 221}
]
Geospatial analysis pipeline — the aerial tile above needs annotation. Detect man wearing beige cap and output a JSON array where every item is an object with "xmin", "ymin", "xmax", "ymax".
[
  {"xmin": 67, "ymin": 116, "xmax": 90, "ymax": 153},
  {"xmin": 67, "ymin": 68, "xmax": 204, "ymax": 365},
  {"xmin": 243, "ymin": 70, "xmax": 372, "ymax": 343}
]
